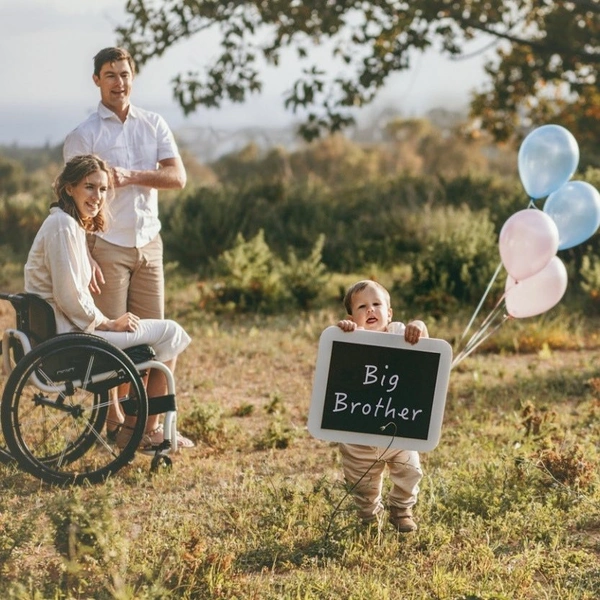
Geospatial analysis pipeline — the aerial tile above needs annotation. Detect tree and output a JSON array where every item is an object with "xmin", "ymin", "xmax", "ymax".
[{"xmin": 117, "ymin": 1, "xmax": 599, "ymax": 143}]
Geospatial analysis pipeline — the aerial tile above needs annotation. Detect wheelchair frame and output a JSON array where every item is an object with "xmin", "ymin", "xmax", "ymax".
[{"xmin": 0, "ymin": 292, "xmax": 180, "ymax": 485}]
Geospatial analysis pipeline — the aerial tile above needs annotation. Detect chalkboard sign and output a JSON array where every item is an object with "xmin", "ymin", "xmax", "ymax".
[{"xmin": 308, "ymin": 326, "xmax": 452, "ymax": 452}]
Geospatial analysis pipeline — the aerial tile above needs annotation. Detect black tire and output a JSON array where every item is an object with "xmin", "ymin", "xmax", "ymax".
[
  {"xmin": 1, "ymin": 333, "xmax": 148, "ymax": 485},
  {"xmin": 0, "ymin": 337, "xmax": 26, "ymax": 465},
  {"xmin": 0, "ymin": 447, "xmax": 16, "ymax": 466}
]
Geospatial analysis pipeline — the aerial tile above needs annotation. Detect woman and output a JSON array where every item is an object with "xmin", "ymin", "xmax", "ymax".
[{"xmin": 24, "ymin": 154, "xmax": 193, "ymax": 450}]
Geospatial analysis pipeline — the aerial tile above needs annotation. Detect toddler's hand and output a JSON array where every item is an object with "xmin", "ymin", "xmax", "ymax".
[
  {"xmin": 337, "ymin": 319, "xmax": 358, "ymax": 332},
  {"xmin": 405, "ymin": 321, "xmax": 427, "ymax": 344}
]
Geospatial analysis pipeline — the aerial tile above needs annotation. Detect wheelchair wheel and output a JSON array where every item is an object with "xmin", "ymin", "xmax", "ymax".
[
  {"xmin": 0, "ymin": 337, "xmax": 26, "ymax": 465},
  {"xmin": 1, "ymin": 333, "xmax": 148, "ymax": 485}
]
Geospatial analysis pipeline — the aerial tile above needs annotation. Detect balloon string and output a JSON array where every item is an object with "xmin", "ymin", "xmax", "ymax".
[
  {"xmin": 452, "ymin": 300, "xmax": 507, "ymax": 366},
  {"xmin": 452, "ymin": 314, "xmax": 510, "ymax": 369},
  {"xmin": 461, "ymin": 305, "xmax": 502, "ymax": 355},
  {"xmin": 456, "ymin": 288, "xmax": 507, "ymax": 357},
  {"xmin": 457, "ymin": 261, "xmax": 503, "ymax": 345},
  {"xmin": 462, "ymin": 303, "xmax": 505, "ymax": 355}
]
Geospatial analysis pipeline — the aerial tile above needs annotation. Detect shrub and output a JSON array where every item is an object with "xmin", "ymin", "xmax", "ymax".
[
  {"xmin": 0, "ymin": 194, "xmax": 47, "ymax": 256},
  {"xmin": 199, "ymin": 230, "xmax": 329, "ymax": 313},
  {"xmin": 281, "ymin": 234, "xmax": 327, "ymax": 309},
  {"xmin": 441, "ymin": 172, "xmax": 525, "ymax": 228},
  {"xmin": 253, "ymin": 416, "xmax": 297, "ymax": 450},
  {"xmin": 210, "ymin": 229, "xmax": 288, "ymax": 313},
  {"xmin": 0, "ymin": 245, "xmax": 25, "ymax": 289},
  {"xmin": 405, "ymin": 205, "xmax": 501, "ymax": 315},
  {"xmin": 579, "ymin": 253, "xmax": 600, "ymax": 311},
  {"xmin": 161, "ymin": 185, "xmax": 248, "ymax": 272},
  {"xmin": 179, "ymin": 401, "xmax": 229, "ymax": 449}
]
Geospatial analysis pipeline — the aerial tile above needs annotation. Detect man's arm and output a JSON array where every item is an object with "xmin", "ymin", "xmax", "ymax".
[
  {"xmin": 86, "ymin": 245, "xmax": 105, "ymax": 295},
  {"xmin": 112, "ymin": 156, "xmax": 187, "ymax": 190}
]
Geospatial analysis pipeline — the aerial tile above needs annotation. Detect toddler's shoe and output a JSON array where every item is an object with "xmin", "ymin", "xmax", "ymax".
[
  {"xmin": 389, "ymin": 509, "xmax": 417, "ymax": 533},
  {"xmin": 361, "ymin": 512, "xmax": 382, "ymax": 526}
]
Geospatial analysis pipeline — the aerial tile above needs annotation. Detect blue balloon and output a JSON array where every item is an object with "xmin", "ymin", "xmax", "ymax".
[
  {"xmin": 543, "ymin": 181, "xmax": 600, "ymax": 250},
  {"xmin": 518, "ymin": 125, "xmax": 579, "ymax": 199}
]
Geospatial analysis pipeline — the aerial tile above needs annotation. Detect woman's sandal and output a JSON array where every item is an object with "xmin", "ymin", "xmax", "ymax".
[
  {"xmin": 139, "ymin": 425, "xmax": 195, "ymax": 454},
  {"xmin": 117, "ymin": 424, "xmax": 195, "ymax": 453}
]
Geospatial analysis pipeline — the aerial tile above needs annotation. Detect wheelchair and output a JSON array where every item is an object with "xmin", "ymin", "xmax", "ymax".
[{"xmin": 0, "ymin": 292, "xmax": 180, "ymax": 485}]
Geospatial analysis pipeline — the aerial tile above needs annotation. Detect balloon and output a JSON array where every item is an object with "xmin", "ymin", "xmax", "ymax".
[
  {"xmin": 518, "ymin": 125, "xmax": 579, "ymax": 199},
  {"xmin": 505, "ymin": 256, "xmax": 568, "ymax": 318},
  {"xmin": 498, "ymin": 209, "xmax": 559, "ymax": 281},
  {"xmin": 543, "ymin": 181, "xmax": 600, "ymax": 250}
]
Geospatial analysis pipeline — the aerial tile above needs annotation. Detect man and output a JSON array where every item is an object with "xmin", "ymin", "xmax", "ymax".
[
  {"xmin": 64, "ymin": 46, "xmax": 186, "ymax": 317},
  {"xmin": 64, "ymin": 47, "xmax": 191, "ymax": 447}
]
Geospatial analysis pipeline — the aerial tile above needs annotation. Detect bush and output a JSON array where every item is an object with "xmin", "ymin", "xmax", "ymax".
[
  {"xmin": 442, "ymin": 172, "xmax": 525, "ymax": 228},
  {"xmin": 198, "ymin": 230, "xmax": 329, "ymax": 313},
  {"xmin": 405, "ymin": 205, "xmax": 501, "ymax": 315},
  {"xmin": 0, "ymin": 245, "xmax": 25, "ymax": 289},
  {"xmin": 0, "ymin": 194, "xmax": 47, "ymax": 256},
  {"xmin": 212, "ymin": 229, "xmax": 288, "ymax": 313},
  {"xmin": 162, "ymin": 170, "xmax": 530, "ymax": 279},
  {"xmin": 161, "ymin": 185, "xmax": 249, "ymax": 272},
  {"xmin": 579, "ymin": 253, "xmax": 600, "ymax": 311},
  {"xmin": 281, "ymin": 234, "xmax": 327, "ymax": 309}
]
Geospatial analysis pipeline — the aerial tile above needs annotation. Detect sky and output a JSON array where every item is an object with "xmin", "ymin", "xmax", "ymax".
[{"xmin": 0, "ymin": 0, "xmax": 494, "ymax": 147}]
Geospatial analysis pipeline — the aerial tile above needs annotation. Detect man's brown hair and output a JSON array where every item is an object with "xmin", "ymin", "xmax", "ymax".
[{"xmin": 93, "ymin": 47, "xmax": 136, "ymax": 77}]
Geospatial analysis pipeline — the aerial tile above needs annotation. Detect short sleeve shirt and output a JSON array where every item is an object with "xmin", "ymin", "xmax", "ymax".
[{"xmin": 63, "ymin": 102, "xmax": 180, "ymax": 248}]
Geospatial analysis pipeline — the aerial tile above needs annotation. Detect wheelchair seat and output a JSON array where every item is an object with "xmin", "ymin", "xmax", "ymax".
[
  {"xmin": 13, "ymin": 293, "xmax": 57, "ymax": 348},
  {"xmin": 3, "ymin": 292, "xmax": 156, "ymax": 365}
]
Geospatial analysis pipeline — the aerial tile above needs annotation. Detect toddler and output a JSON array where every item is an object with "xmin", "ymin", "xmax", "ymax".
[{"xmin": 336, "ymin": 280, "xmax": 428, "ymax": 532}]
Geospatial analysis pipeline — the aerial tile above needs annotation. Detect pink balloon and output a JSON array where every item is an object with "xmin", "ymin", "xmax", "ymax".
[
  {"xmin": 498, "ymin": 209, "xmax": 559, "ymax": 281},
  {"xmin": 505, "ymin": 256, "xmax": 568, "ymax": 318}
]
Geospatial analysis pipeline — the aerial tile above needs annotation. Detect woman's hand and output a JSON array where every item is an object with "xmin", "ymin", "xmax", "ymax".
[{"xmin": 98, "ymin": 312, "xmax": 140, "ymax": 332}]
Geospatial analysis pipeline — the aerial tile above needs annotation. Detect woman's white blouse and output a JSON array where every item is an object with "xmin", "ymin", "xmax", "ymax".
[{"xmin": 24, "ymin": 207, "xmax": 105, "ymax": 334}]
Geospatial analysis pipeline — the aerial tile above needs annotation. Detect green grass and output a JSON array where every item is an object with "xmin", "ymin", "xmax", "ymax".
[{"xmin": 1, "ymin": 299, "xmax": 600, "ymax": 599}]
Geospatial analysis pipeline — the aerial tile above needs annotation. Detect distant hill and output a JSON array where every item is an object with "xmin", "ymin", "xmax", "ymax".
[{"xmin": 175, "ymin": 125, "xmax": 302, "ymax": 163}]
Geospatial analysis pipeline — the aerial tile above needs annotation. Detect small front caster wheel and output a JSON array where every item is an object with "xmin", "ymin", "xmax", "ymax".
[{"xmin": 150, "ymin": 453, "xmax": 173, "ymax": 473}]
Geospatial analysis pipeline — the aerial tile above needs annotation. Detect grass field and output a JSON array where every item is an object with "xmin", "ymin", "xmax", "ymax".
[{"xmin": 1, "ymin": 288, "xmax": 600, "ymax": 599}]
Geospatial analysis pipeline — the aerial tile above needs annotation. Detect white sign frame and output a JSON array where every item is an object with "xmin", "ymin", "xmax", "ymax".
[{"xmin": 308, "ymin": 326, "xmax": 452, "ymax": 452}]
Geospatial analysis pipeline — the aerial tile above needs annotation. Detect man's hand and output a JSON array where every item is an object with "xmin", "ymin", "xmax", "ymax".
[{"xmin": 112, "ymin": 166, "xmax": 133, "ymax": 188}]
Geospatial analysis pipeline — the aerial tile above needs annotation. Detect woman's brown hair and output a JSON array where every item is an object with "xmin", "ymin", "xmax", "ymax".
[{"xmin": 52, "ymin": 154, "xmax": 112, "ymax": 232}]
